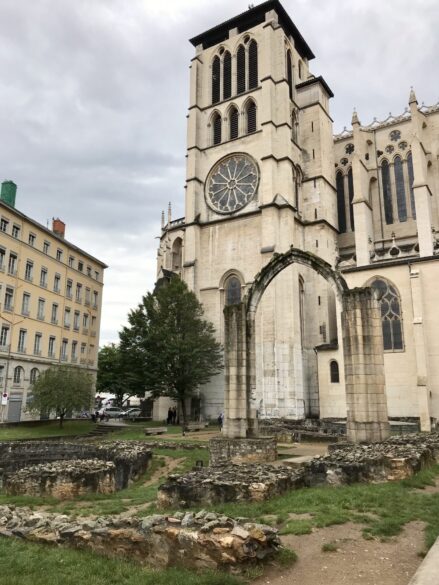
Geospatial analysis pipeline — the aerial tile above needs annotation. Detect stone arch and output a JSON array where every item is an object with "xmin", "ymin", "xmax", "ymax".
[{"xmin": 223, "ymin": 247, "xmax": 389, "ymax": 444}]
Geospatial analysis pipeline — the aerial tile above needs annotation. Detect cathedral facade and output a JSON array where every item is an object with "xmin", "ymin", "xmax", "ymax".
[{"xmin": 157, "ymin": 0, "xmax": 439, "ymax": 431}]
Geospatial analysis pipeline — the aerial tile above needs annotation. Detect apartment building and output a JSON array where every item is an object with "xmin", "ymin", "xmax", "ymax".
[{"xmin": 0, "ymin": 180, "xmax": 107, "ymax": 421}]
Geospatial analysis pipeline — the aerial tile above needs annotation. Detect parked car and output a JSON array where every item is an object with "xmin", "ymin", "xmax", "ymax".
[
  {"xmin": 99, "ymin": 407, "xmax": 125, "ymax": 419},
  {"xmin": 122, "ymin": 408, "xmax": 141, "ymax": 419}
]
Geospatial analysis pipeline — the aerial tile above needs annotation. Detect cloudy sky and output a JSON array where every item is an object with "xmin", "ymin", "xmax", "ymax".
[{"xmin": 0, "ymin": 0, "xmax": 437, "ymax": 345}]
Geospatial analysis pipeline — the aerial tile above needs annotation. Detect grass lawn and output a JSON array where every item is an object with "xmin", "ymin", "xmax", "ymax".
[
  {"xmin": 0, "ymin": 537, "xmax": 243, "ymax": 585},
  {"xmin": 0, "ymin": 420, "xmax": 94, "ymax": 440}
]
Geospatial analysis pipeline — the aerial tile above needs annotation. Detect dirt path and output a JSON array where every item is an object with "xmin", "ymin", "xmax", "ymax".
[{"xmin": 254, "ymin": 521, "xmax": 425, "ymax": 585}]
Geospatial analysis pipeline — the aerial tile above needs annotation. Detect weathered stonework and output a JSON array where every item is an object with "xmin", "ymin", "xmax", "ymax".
[
  {"xmin": 209, "ymin": 437, "xmax": 277, "ymax": 466},
  {"xmin": 0, "ymin": 506, "xmax": 280, "ymax": 571}
]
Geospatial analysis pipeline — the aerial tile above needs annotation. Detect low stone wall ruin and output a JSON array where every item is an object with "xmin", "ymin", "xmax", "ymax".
[
  {"xmin": 0, "ymin": 441, "xmax": 152, "ymax": 498},
  {"xmin": 0, "ymin": 506, "xmax": 280, "ymax": 571}
]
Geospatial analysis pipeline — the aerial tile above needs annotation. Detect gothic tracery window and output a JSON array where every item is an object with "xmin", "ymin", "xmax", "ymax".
[
  {"xmin": 225, "ymin": 276, "xmax": 241, "ymax": 305},
  {"xmin": 370, "ymin": 278, "xmax": 404, "ymax": 351}
]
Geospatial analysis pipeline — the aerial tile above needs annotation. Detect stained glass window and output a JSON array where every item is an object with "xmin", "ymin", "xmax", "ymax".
[
  {"xmin": 226, "ymin": 277, "xmax": 241, "ymax": 305},
  {"xmin": 394, "ymin": 156, "xmax": 407, "ymax": 222},
  {"xmin": 212, "ymin": 56, "xmax": 220, "ymax": 104},
  {"xmin": 348, "ymin": 168, "xmax": 355, "ymax": 231},
  {"xmin": 336, "ymin": 171, "xmax": 347, "ymax": 234},
  {"xmin": 407, "ymin": 152, "xmax": 416, "ymax": 219},
  {"xmin": 370, "ymin": 278, "xmax": 403, "ymax": 351},
  {"xmin": 237, "ymin": 45, "xmax": 246, "ymax": 94},
  {"xmin": 381, "ymin": 160, "xmax": 394, "ymax": 224},
  {"xmin": 223, "ymin": 51, "xmax": 231, "ymax": 100}
]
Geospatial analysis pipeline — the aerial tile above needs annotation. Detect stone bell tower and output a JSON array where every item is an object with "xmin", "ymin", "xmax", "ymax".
[{"xmin": 158, "ymin": 0, "xmax": 339, "ymax": 421}]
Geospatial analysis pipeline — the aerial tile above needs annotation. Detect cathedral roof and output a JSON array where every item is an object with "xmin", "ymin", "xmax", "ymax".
[{"xmin": 189, "ymin": 0, "xmax": 315, "ymax": 61}]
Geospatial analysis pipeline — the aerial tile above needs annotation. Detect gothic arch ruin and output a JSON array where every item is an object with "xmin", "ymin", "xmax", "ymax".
[{"xmin": 223, "ymin": 247, "xmax": 390, "ymax": 443}]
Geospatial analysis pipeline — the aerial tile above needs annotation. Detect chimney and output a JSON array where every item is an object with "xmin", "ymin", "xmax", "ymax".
[
  {"xmin": 52, "ymin": 218, "xmax": 66, "ymax": 238},
  {"xmin": 1, "ymin": 181, "xmax": 17, "ymax": 208}
]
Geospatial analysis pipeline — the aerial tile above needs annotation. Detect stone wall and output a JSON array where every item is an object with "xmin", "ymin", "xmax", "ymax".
[
  {"xmin": 0, "ymin": 506, "xmax": 280, "ymax": 571},
  {"xmin": 0, "ymin": 441, "xmax": 152, "ymax": 497},
  {"xmin": 209, "ymin": 437, "xmax": 277, "ymax": 466}
]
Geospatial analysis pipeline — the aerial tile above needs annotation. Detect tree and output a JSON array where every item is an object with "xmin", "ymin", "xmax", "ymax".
[
  {"xmin": 26, "ymin": 365, "xmax": 93, "ymax": 427},
  {"xmin": 96, "ymin": 343, "xmax": 144, "ymax": 406},
  {"xmin": 119, "ymin": 276, "xmax": 223, "ymax": 430}
]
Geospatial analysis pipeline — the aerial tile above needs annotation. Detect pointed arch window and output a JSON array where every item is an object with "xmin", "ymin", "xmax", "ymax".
[
  {"xmin": 246, "ymin": 100, "xmax": 257, "ymax": 134},
  {"xmin": 225, "ymin": 276, "xmax": 241, "ymax": 305},
  {"xmin": 248, "ymin": 39, "xmax": 258, "ymax": 89},
  {"xmin": 394, "ymin": 156, "xmax": 407, "ymax": 222},
  {"xmin": 370, "ymin": 278, "xmax": 403, "ymax": 351},
  {"xmin": 336, "ymin": 171, "xmax": 347, "ymax": 234},
  {"xmin": 407, "ymin": 152, "xmax": 416, "ymax": 219},
  {"xmin": 286, "ymin": 50, "xmax": 293, "ymax": 100},
  {"xmin": 237, "ymin": 45, "xmax": 246, "ymax": 94},
  {"xmin": 229, "ymin": 106, "xmax": 239, "ymax": 140},
  {"xmin": 212, "ymin": 113, "xmax": 222, "ymax": 145},
  {"xmin": 212, "ymin": 56, "xmax": 220, "ymax": 105},
  {"xmin": 381, "ymin": 160, "xmax": 394, "ymax": 224},
  {"xmin": 347, "ymin": 168, "xmax": 355, "ymax": 231},
  {"xmin": 223, "ymin": 51, "xmax": 232, "ymax": 100},
  {"xmin": 330, "ymin": 360, "xmax": 339, "ymax": 383}
]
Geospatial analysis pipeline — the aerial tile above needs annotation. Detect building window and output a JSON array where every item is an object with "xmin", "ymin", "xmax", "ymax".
[
  {"xmin": 336, "ymin": 171, "xmax": 347, "ymax": 234},
  {"xmin": 69, "ymin": 256, "xmax": 74, "ymax": 267},
  {"xmin": 61, "ymin": 339, "xmax": 68, "ymax": 361},
  {"xmin": 330, "ymin": 360, "xmax": 340, "ymax": 383},
  {"xmin": 394, "ymin": 156, "xmax": 407, "ymax": 222},
  {"xmin": 40, "ymin": 267, "xmax": 48, "ymax": 288},
  {"xmin": 229, "ymin": 106, "xmax": 239, "ymax": 140},
  {"xmin": 223, "ymin": 50, "xmax": 232, "ymax": 100},
  {"xmin": 48, "ymin": 336, "xmax": 56, "ymax": 358},
  {"xmin": 23, "ymin": 260, "xmax": 33, "ymax": 282},
  {"xmin": 370, "ymin": 278, "xmax": 403, "ymax": 351},
  {"xmin": 212, "ymin": 55, "xmax": 220, "ymax": 105},
  {"xmin": 225, "ymin": 276, "xmax": 241, "ymax": 305},
  {"xmin": 17, "ymin": 329, "xmax": 27, "ymax": 353},
  {"xmin": 51, "ymin": 303, "xmax": 58, "ymax": 324},
  {"xmin": 37, "ymin": 298, "xmax": 45, "ymax": 320},
  {"xmin": 53, "ymin": 273, "xmax": 61, "ymax": 293},
  {"xmin": 64, "ymin": 308, "xmax": 71, "ymax": 328},
  {"xmin": 248, "ymin": 39, "xmax": 258, "ymax": 89},
  {"xmin": 76, "ymin": 283, "xmax": 82, "ymax": 302},
  {"xmin": 8, "ymin": 253, "xmax": 17, "ymax": 275},
  {"xmin": 407, "ymin": 152, "xmax": 416, "ymax": 219},
  {"xmin": 43, "ymin": 241, "xmax": 50, "ymax": 254},
  {"xmin": 33, "ymin": 335, "xmax": 42, "ymax": 356},
  {"xmin": 66, "ymin": 279, "xmax": 73, "ymax": 299},
  {"xmin": 246, "ymin": 99, "xmax": 257, "ymax": 134},
  {"xmin": 212, "ymin": 112, "xmax": 222, "ymax": 145},
  {"xmin": 0, "ymin": 325, "xmax": 9, "ymax": 347},
  {"xmin": 0, "ymin": 218, "xmax": 9, "ymax": 232},
  {"xmin": 13, "ymin": 366, "xmax": 24, "ymax": 385},
  {"xmin": 4, "ymin": 287, "xmax": 14, "ymax": 312},
  {"xmin": 12, "ymin": 225, "xmax": 20, "ymax": 239},
  {"xmin": 286, "ymin": 49, "xmax": 293, "ymax": 100},
  {"xmin": 347, "ymin": 167, "xmax": 355, "ymax": 231},
  {"xmin": 21, "ymin": 293, "xmax": 30, "ymax": 316},
  {"xmin": 381, "ymin": 160, "xmax": 394, "ymax": 225},
  {"xmin": 237, "ymin": 44, "xmax": 246, "ymax": 94},
  {"xmin": 56, "ymin": 248, "xmax": 63, "ymax": 261},
  {"xmin": 28, "ymin": 233, "xmax": 36, "ymax": 246},
  {"xmin": 30, "ymin": 367, "xmax": 39, "ymax": 383},
  {"xmin": 74, "ymin": 310, "xmax": 80, "ymax": 330}
]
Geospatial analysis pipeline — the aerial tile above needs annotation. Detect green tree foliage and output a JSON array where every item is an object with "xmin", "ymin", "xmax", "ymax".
[
  {"xmin": 96, "ymin": 343, "xmax": 143, "ymax": 406},
  {"xmin": 119, "ymin": 277, "xmax": 223, "ymax": 429},
  {"xmin": 26, "ymin": 365, "xmax": 93, "ymax": 427}
]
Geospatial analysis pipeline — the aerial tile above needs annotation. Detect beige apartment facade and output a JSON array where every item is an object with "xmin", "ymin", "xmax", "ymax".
[
  {"xmin": 157, "ymin": 0, "xmax": 439, "ymax": 429},
  {"xmin": 0, "ymin": 181, "xmax": 107, "ymax": 422}
]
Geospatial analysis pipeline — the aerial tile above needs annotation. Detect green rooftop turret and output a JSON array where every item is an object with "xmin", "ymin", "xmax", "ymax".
[{"xmin": 1, "ymin": 181, "xmax": 17, "ymax": 208}]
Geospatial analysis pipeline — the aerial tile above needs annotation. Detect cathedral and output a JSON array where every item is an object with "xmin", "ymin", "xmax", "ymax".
[{"xmin": 156, "ymin": 0, "xmax": 439, "ymax": 432}]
